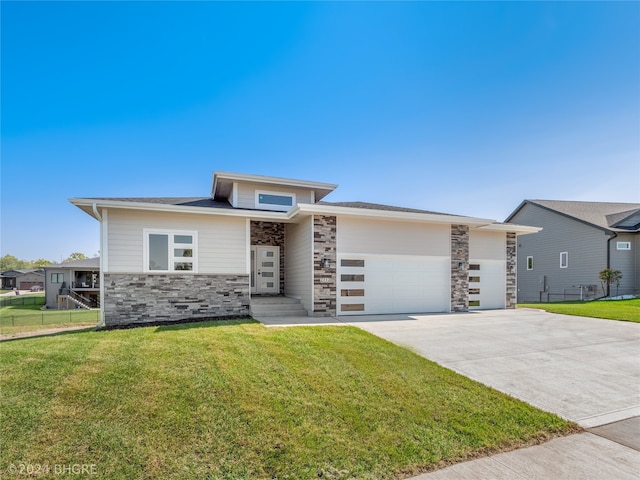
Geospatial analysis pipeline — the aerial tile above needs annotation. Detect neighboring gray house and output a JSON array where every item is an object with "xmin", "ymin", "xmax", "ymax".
[
  {"xmin": 44, "ymin": 257, "xmax": 100, "ymax": 309},
  {"xmin": 0, "ymin": 269, "xmax": 45, "ymax": 290},
  {"xmin": 69, "ymin": 171, "xmax": 539, "ymax": 328},
  {"xmin": 506, "ymin": 200, "xmax": 639, "ymax": 302}
]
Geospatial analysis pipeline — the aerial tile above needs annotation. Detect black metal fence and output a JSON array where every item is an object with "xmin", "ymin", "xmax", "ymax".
[{"xmin": 0, "ymin": 295, "xmax": 46, "ymax": 308}]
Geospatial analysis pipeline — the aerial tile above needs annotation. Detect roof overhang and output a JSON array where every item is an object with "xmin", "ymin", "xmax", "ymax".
[
  {"xmin": 70, "ymin": 198, "xmax": 541, "ymax": 234},
  {"xmin": 211, "ymin": 171, "xmax": 338, "ymax": 202}
]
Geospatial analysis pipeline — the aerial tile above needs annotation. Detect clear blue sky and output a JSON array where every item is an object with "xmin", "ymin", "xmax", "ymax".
[{"xmin": 2, "ymin": 1, "xmax": 639, "ymax": 262}]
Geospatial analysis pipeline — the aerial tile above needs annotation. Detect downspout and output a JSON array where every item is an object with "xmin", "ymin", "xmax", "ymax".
[
  {"xmin": 606, "ymin": 232, "xmax": 618, "ymax": 297},
  {"xmin": 92, "ymin": 203, "xmax": 106, "ymax": 328}
]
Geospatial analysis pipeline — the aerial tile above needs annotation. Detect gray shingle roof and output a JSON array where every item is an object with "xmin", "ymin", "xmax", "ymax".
[
  {"xmin": 88, "ymin": 197, "xmax": 235, "ymax": 209},
  {"xmin": 318, "ymin": 201, "xmax": 458, "ymax": 216},
  {"xmin": 522, "ymin": 200, "xmax": 640, "ymax": 232}
]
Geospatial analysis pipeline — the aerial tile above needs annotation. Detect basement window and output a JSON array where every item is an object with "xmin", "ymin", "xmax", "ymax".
[{"xmin": 144, "ymin": 229, "xmax": 198, "ymax": 273}]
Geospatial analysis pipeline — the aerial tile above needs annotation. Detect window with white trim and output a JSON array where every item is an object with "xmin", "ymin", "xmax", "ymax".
[
  {"xmin": 526, "ymin": 256, "xmax": 534, "ymax": 271},
  {"xmin": 144, "ymin": 229, "xmax": 198, "ymax": 272},
  {"xmin": 617, "ymin": 242, "xmax": 631, "ymax": 251},
  {"xmin": 560, "ymin": 251, "xmax": 568, "ymax": 269},
  {"xmin": 255, "ymin": 190, "xmax": 295, "ymax": 212}
]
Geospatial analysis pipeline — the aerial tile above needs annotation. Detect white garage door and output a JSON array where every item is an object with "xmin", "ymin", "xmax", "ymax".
[
  {"xmin": 468, "ymin": 259, "xmax": 506, "ymax": 310},
  {"xmin": 338, "ymin": 254, "xmax": 450, "ymax": 315}
]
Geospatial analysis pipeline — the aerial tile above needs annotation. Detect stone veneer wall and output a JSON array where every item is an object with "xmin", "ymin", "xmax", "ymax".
[
  {"xmin": 450, "ymin": 224, "xmax": 470, "ymax": 312},
  {"xmin": 103, "ymin": 273, "xmax": 249, "ymax": 327},
  {"xmin": 313, "ymin": 215, "xmax": 336, "ymax": 316},
  {"xmin": 506, "ymin": 232, "xmax": 517, "ymax": 309},
  {"xmin": 251, "ymin": 221, "xmax": 285, "ymax": 293}
]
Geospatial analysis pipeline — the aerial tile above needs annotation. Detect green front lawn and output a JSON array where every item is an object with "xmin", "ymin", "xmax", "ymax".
[
  {"xmin": 518, "ymin": 298, "xmax": 640, "ymax": 323},
  {"xmin": 0, "ymin": 320, "xmax": 577, "ymax": 479}
]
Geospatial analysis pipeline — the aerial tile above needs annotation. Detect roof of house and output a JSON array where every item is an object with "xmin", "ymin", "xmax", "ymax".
[
  {"xmin": 45, "ymin": 257, "xmax": 100, "ymax": 269},
  {"xmin": 506, "ymin": 200, "xmax": 640, "ymax": 233},
  {"xmin": 0, "ymin": 269, "xmax": 44, "ymax": 277},
  {"xmin": 319, "ymin": 201, "xmax": 457, "ymax": 217}
]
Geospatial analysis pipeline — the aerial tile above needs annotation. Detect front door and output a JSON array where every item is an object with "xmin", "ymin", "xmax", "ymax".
[{"xmin": 251, "ymin": 246, "xmax": 280, "ymax": 294}]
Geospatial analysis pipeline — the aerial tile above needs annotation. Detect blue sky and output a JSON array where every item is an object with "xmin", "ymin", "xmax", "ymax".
[{"xmin": 2, "ymin": 1, "xmax": 639, "ymax": 262}]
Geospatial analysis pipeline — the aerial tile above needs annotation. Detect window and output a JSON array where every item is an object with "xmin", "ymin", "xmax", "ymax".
[
  {"xmin": 469, "ymin": 264, "xmax": 480, "ymax": 271},
  {"xmin": 341, "ymin": 304, "xmax": 365, "ymax": 312},
  {"xmin": 469, "ymin": 300, "xmax": 480, "ymax": 307},
  {"xmin": 255, "ymin": 191, "xmax": 295, "ymax": 212},
  {"xmin": 469, "ymin": 276, "xmax": 480, "ymax": 283},
  {"xmin": 527, "ymin": 256, "xmax": 534, "ymax": 270},
  {"xmin": 51, "ymin": 273, "xmax": 63, "ymax": 283},
  {"xmin": 617, "ymin": 242, "xmax": 631, "ymax": 251},
  {"xmin": 144, "ymin": 230, "xmax": 197, "ymax": 273},
  {"xmin": 341, "ymin": 259, "xmax": 365, "ymax": 267},
  {"xmin": 469, "ymin": 288, "xmax": 480, "ymax": 295},
  {"xmin": 341, "ymin": 274, "xmax": 365, "ymax": 282},
  {"xmin": 560, "ymin": 252, "xmax": 568, "ymax": 269},
  {"xmin": 341, "ymin": 289, "xmax": 365, "ymax": 297}
]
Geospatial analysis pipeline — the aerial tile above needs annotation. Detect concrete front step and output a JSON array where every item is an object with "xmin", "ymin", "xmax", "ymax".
[{"xmin": 250, "ymin": 296, "xmax": 308, "ymax": 317}]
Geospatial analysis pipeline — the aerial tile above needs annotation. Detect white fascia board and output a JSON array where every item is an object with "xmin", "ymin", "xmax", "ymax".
[
  {"xmin": 69, "ymin": 198, "xmax": 290, "ymax": 221},
  {"xmin": 477, "ymin": 223, "xmax": 542, "ymax": 234},
  {"xmin": 213, "ymin": 171, "xmax": 338, "ymax": 191},
  {"xmin": 293, "ymin": 203, "xmax": 497, "ymax": 226}
]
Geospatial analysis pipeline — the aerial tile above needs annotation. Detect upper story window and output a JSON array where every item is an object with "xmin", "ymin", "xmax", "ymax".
[
  {"xmin": 51, "ymin": 273, "xmax": 64, "ymax": 283},
  {"xmin": 560, "ymin": 251, "xmax": 568, "ymax": 269},
  {"xmin": 255, "ymin": 191, "xmax": 295, "ymax": 212},
  {"xmin": 144, "ymin": 229, "xmax": 198, "ymax": 273},
  {"xmin": 617, "ymin": 242, "xmax": 631, "ymax": 251}
]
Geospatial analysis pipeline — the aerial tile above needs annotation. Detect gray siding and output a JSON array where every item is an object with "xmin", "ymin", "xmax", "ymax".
[
  {"xmin": 610, "ymin": 233, "xmax": 638, "ymax": 295},
  {"xmin": 44, "ymin": 269, "xmax": 71, "ymax": 308},
  {"xmin": 510, "ymin": 204, "xmax": 610, "ymax": 302}
]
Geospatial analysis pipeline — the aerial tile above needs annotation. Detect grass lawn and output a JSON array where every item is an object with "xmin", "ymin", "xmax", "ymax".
[
  {"xmin": 0, "ymin": 320, "xmax": 578, "ymax": 479},
  {"xmin": 518, "ymin": 298, "xmax": 640, "ymax": 323},
  {"xmin": 0, "ymin": 293, "xmax": 98, "ymax": 335}
]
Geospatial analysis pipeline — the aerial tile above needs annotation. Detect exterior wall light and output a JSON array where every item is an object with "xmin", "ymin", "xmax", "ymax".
[
  {"xmin": 458, "ymin": 261, "xmax": 466, "ymax": 271},
  {"xmin": 322, "ymin": 257, "xmax": 330, "ymax": 269}
]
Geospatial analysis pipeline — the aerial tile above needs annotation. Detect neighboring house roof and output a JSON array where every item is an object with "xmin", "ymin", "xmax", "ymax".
[
  {"xmin": 0, "ymin": 269, "xmax": 44, "ymax": 277},
  {"xmin": 45, "ymin": 257, "xmax": 100, "ymax": 269},
  {"xmin": 506, "ymin": 200, "xmax": 640, "ymax": 233}
]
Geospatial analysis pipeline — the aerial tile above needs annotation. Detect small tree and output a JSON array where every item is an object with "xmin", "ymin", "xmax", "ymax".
[{"xmin": 599, "ymin": 269, "xmax": 623, "ymax": 297}]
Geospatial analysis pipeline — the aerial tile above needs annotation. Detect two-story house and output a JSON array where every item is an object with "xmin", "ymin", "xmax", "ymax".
[
  {"xmin": 506, "ymin": 200, "xmax": 639, "ymax": 302},
  {"xmin": 70, "ymin": 171, "xmax": 539, "ymax": 328}
]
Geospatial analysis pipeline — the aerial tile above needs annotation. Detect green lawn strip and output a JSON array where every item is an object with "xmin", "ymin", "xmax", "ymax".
[
  {"xmin": 518, "ymin": 298, "xmax": 640, "ymax": 322},
  {"xmin": 0, "ymin": 321, "xmax": 578, "ymax": 480}
]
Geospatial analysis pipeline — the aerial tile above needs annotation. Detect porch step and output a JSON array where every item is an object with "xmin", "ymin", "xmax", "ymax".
[{"xmin": 250, "ymin": 296, "xmax": 308, "ymax": 317}]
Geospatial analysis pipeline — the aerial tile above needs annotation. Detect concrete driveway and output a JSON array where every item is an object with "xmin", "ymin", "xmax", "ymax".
[
  {"xmin": 345, "ymin": 308, "xmax": 640, "ymax": 427},
  {"xmin": 344, "ymin": 308, "xmax": 640, "ymax": 479}
]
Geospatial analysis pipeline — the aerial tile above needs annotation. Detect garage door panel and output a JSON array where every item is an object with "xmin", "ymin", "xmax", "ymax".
[{"xmin": 338, "ymin": 255, "xmax": 450, "ymax": 315}]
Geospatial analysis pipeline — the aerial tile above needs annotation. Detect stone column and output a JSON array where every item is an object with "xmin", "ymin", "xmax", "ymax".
[
  {"xmin": 450, "ymin": 224, "xmax": 469, "ymax": 312},
  {"xmin": 313, "ymin": 215, "xmax": 337, "ymax": 316},
  {"xmin": 506, "ymin": 232, "xmax": 517, "ymax": 308}
]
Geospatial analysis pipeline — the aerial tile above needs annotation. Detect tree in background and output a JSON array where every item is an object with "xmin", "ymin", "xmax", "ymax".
[
  {"xmin": 63, "ymin": 252, "xmax": 88, "ymax": 263},
  {"xmin": 0, "ymin": 254, "xmax": 54, "ymax": 271}
]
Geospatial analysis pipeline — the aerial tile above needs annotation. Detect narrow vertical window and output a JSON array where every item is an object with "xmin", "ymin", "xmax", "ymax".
[
  {"xmin": 560, "ymin": 252, "xmax": 568, "ymax": 269},
  {"xmin": 526, "ymin": 256, "xmax": 534, "ymax": 271}
]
